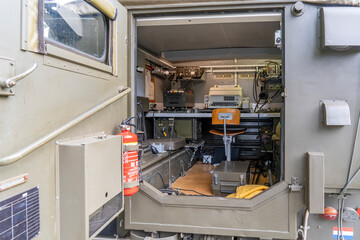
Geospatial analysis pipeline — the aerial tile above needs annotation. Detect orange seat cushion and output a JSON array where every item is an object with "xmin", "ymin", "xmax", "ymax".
[{"xmin": 210, "ymin": 129, "xmax": 246, "ymax": 136}]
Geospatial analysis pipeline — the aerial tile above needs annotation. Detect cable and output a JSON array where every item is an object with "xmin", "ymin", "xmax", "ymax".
[
  {"xmin": 137, "ymin": 101, "xmax": 147, "ymax": 140},
  {"xmin": 338, "ymin": 199, "xmax": 340, "ymax": 240},
  {"xmin": 256, "ymin": 90, "xmax": 281, "ymax": 113},
  {"xmin": 340, "ymin": 198, "xmax": 345, "ymax": 240},
  {"xmin": 335, "ymin": 195, "xmax": 347, "ymax": 240},
  {"xmin": 144, "ymin": 139, "xmax": 159, "ymax": 154},
  {"xmin": 175, "ymin": 188, "xmax": 215, "ymax": 197},
  {"xmin": 135, "ymin": 102, "xmax": 158, "ymax": 154},
  {"xmin": 121, "ymin": 116, "xmax": 136, "ymax": 127},
  {"xmin": 147, "ymin": 172, "xmax": 167, "ymax": 188},
  {"xmin": 252, "ymin": 69, "xmax": 260, "ymax": 107},
  {"xmin": 341, "ymin": 112, "xmax": 360, "ymax": 195},
  {"xmin": 160, "ymin": 187, "xmax": 215, "ymax": 197},
  {"xmin": 137, "ymin": 161, "xmax": 144, "ymax": 183}
]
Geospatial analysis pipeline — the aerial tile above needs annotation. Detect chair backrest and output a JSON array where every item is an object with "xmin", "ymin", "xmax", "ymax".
[{"xmin": 212, "ymin": 108, "xmax": 240, "ymax": 125}]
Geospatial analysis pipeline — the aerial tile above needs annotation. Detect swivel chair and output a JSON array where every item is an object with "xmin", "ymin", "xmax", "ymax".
[{"xmin": 210, "ymin": 108, "xmax": 246, "ymax": 161}]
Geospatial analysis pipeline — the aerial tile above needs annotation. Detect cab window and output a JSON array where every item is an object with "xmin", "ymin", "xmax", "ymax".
[{"xmin": 44, "ymin": 0, "xmax": 108, "ymax": 62}]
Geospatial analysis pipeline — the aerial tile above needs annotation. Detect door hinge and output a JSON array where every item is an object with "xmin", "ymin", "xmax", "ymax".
[{"xmin": 289, "ymin": 177, "xmax": 303, "ymax": 192}]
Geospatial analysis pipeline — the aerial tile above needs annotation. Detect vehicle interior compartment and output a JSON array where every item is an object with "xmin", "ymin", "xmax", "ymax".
[{"xmin": 134, "ymin": 10, "xmax": 283, "ymax": 199}]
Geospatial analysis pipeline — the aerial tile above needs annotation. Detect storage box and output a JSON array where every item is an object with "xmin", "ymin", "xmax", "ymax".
[
  {"xmin": 212, "ymin": 161, "xmax": 250, "ymax": 195},
  {"xmin": 57, "ymin": 134, "xmax": 123, "ymax": 240}
]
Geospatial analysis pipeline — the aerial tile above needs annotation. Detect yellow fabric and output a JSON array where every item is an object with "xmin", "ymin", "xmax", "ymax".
[
  {"xmin": 271, "ymin": 122, "xmax": 281, "ymax": 141},
  {"xmin": 86, "ymin": 0, "xmax": 117, "ymax": 20},
  {"xmin": 111, "ymin": 20, "xmax": 117, "ymax": 76},
  {"xmin": 27, "ymin": 0, "xmax": 39, "ymax": 52},
  {"xmin": 226, "ymin": 185, "xmax": 269, "ymax": 199}
]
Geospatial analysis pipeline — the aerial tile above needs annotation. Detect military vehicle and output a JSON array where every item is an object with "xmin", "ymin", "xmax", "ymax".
[{"xmin": 1, "ymin": 0, "xmax": 360, "ymax": 240}]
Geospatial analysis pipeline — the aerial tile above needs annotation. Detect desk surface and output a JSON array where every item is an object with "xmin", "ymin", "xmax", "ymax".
[{"xmin": 146, "ymin": 111, "xmax": 280, "ymax": 118}]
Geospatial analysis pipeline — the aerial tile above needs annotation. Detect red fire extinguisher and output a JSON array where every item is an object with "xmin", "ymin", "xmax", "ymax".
[{"xmin": 118, "ymin": 124, "xmax": 139, "ymax": 196}]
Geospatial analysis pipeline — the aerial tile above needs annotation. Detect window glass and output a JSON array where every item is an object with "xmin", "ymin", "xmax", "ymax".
[{"xmin": 44, "ymin": 0, "xmax": 107, "ymax": 61}]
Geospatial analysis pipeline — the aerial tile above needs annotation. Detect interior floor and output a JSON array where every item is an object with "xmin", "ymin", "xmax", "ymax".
[
  {"xmin": 171, "ymin": 163, "xmax": 216, "ymax": 196},
  {"xmin": 168, "ymin": 161, "xmax": 277, "ymax": 198}
]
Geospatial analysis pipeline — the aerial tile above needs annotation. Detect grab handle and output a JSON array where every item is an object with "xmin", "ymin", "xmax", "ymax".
[{"xmin": 0, "ymin": 62, "xmax": 37, "ymax": 88}]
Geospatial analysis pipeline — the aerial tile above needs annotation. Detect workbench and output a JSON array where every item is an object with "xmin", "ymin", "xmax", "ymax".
[{"xmin": 145, "ymin": 111, "xmax": 281, "ymax": 118}]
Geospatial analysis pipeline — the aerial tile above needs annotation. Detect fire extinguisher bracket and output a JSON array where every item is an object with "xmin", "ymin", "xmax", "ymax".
[
  {"xmin": 123, "ymin": 144, "xmax": 139, "ymax": 152},
  {"xmin": 124, "ymin": 181, "xmax": 140, "ymax": 189}
]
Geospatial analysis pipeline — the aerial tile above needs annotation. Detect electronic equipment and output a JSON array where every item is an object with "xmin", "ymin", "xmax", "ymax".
[
  {"xmin": 264, "ymin": 78, "xmax": 283, "ymax": 91},
  {"xmin": 163, "ymin": 90, "xmax": 195, "ymax": 108},
  {"xmin": 207, "ymin": 85, "xmax": 243, "ymax": 108},
  {"xmin": 176, "ymin": 67, "xmax": 204, "ymax": 79},
  {"xmin": 137, "ymin": 97, "xmax": 149, "ymax": 112},
  {"xmin": 154, "ymin": 118, "xmax": 201, "ymax": 141},
  {"xmin": 212, "ymin": 161, "xmax": 250, "ymax": 195},
  {"xmin": 242, "ymin": 97, "xmax": 250, "ymax": 109},
  {"xmin": 260, "ymin": 62, "xmax": 282, "ymax": 91},
  {"xmin": 263, "ymin": 62, "xmax": 281, "ymax": 78}
]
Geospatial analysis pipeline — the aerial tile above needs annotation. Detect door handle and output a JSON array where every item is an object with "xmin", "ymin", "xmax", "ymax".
[{"xmin": 0, "ymin": 62, "xmax": 37, "ymax": 88}]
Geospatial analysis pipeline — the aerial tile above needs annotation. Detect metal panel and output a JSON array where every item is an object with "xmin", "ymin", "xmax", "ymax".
[
  {"xmin": 137, "ymin": 21, "xmax": 280, "ymax": 56},
  {"xmin": 57, "ymin": 134, "xmax": 123, "ymax": 240},
  {"xmin": 162, "ymin": 48, "xmax": 281, "ymax": 62},
  {"xmin": 284, "ymin": 4, "xmax": 360, "ymax": 190},
  {"xmin": 126, "ymin": 181, "xmax": 293, "ymax": 239},
  {"xmin": 307, "ymin": 193, "xmax": 360, "ymax": 240},
  {"xmin": 306, "ymin": 152, "xmax": 324, "ymax": 214},
  {"xmin": 321, "ymin": 7, "xmax": 360, "ymax": 50},
  {"xmin": 137, "ymin": 12, "xmax": 281, "ymax": 26}
]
